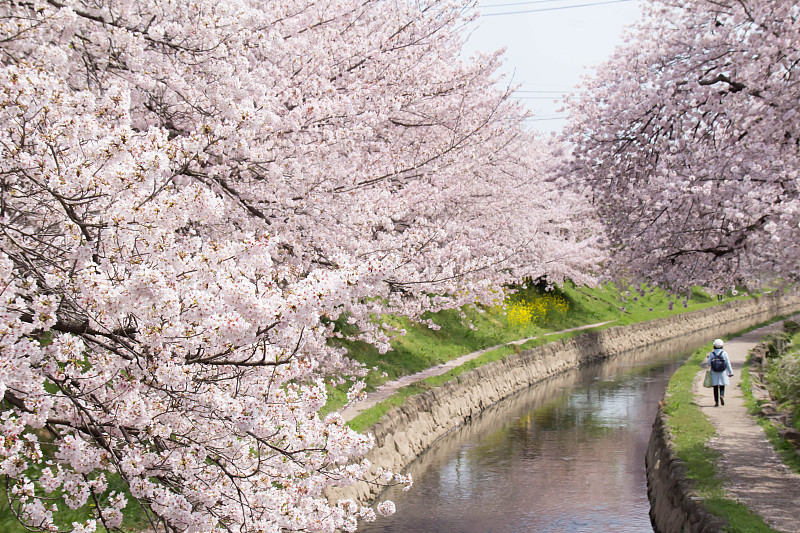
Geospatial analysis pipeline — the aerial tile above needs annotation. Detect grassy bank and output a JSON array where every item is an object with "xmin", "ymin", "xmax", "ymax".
[
  {"xmin": 332, "ymin": 282, "xmax": 749, "ymax": 429},
  {"xmin": 346, "ymin": 327, "xmax": 591, "ymax": 432},
  {"xmin": 741, "ymin": 367, "xmax": 800, "ymax": 475}
]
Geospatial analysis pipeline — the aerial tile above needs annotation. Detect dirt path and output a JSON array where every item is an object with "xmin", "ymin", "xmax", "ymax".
[
  {"xmin": 340, "ymin": 320, "xmax": 615, "ymax": 421},
  {"xmin": 693, "ymin": 323, "xmax": 800, "ymax": 532}
]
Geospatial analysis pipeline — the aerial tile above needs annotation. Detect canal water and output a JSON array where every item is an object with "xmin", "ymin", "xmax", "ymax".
[{"xmin": 358, "ymin": 333, "xmax": 713, "ymax": 533}]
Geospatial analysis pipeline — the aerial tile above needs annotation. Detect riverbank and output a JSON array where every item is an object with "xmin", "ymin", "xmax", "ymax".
[
  {"xmin": 646, "ymin": 321, "xmax": 800, "ymax": 533},
  {"xmin": 339, "ymin": 320, "xmax": 616, "ymax": 423},
  {"xmin": 327, "ymin": 283, "xmax": 745, "ymax": 421},
  {"xmin": 328, "ymin": 291, "xmax": 800, "ymax": 506}
]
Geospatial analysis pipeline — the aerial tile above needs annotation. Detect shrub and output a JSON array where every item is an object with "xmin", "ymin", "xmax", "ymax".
[
  {"xmin": 506, "ymin": 291, "xmax": 569, "ymax": 327},
  {"xmin": 766, "ymin": 352, "xmax": 800, "ymax": 412},
  {"xmin": 784, "ymin": 320, "xmax": 800, "ymax": 336},
  {"xmin": 764, "ymin": 332, "xmax": 793, "ymax": 359}
]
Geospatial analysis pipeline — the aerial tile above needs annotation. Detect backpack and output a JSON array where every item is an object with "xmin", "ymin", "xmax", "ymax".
[{"xmin": 710, "ymin": 350, "xmax": 726, "ymax": 372}]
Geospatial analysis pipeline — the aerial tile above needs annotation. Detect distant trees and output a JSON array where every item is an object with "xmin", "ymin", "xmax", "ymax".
[
  {"xmin": 0, "ymin": 0, "xmax": 602, "ymax": 530},
  {"xmin": 565, "ymin": 0, "xmax": 800, "ymax": 290}
]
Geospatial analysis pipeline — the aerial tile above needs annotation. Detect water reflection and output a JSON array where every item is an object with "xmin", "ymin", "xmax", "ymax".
[{"xmin": 358, "ymin": 334, "xmax": 709, "ymax": 533}]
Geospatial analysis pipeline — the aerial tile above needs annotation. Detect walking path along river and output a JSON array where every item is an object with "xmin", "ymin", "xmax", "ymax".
[{"xmin": 693, "ymin": 322, "xmax": 800, "ymax": 532}]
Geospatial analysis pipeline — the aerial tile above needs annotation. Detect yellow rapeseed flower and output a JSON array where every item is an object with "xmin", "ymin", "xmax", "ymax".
[{"xmin": 506, "ymin": 293, "xmax": 569, "ymax": 326}]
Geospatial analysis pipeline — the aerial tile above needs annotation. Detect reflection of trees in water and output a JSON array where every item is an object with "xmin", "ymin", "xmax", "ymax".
[
  {"xmin": 484, "ymin": 371, "xmax": 657, "ymax": 461},
  {"xmin": 366, "ymin": 327, "xmax": 723, "ymax": 532},
  {"xmin": 460, "ymin": 332, "xmax": 709, "ymax": 458}
]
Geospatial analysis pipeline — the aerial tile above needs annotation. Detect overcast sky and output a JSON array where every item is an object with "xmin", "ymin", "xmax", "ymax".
[{"xmin": 462, "ymin": 0, "xmax": 643, "ymax": 133}]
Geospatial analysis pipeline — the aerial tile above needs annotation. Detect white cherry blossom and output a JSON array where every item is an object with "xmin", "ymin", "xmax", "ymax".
[{"xmin": 0, "ymin": 0, "xmax": 602, "ymax": 530}]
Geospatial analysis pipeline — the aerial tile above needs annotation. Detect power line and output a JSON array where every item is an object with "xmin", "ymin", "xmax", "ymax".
[
  {"xmin": 515, "ymin": 83, "xmax": 577, "ymax": 90},
  {"xmin": 526, "ymin": 117, "xmax": 567, "ymax": 121},
  {"xmin": 517, "ymin": 82, "xmax": 575, "ymax": 92},
  {"xmin": 524, "ymin": 114, "xmax": 568, "ymax": 121},
  {"xmin": 478, "ymin": 0, "xmax": 585, "ymax": 8},
  {"xmin": 482, "ymin": 0, "xmax": 634, "ymax": 16},
  {"xmin": 514, "ymin": 90, "xmax": 569, "ymax": 94}
]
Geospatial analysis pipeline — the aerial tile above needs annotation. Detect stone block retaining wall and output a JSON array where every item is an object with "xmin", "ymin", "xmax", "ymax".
[
  {"xmin": 329, "ymin": 292, "xmax": 800, "ymax": 507},
  {"xmin": 646, "ymin": 409, "xmax": 728, "ymax": 533}
]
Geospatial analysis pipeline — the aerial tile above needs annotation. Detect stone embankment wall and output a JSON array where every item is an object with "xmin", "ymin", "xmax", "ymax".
[
  {"xmin": 330, "ymin": 292, "xmax": 800, "ymax": 507},
  {"xmin": 646, "ymin": 408, "xmax": 728, "ymax": 533}
]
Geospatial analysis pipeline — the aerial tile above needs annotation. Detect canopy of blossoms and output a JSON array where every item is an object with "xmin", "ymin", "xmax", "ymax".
[
  {"xmin": 565, "ymin": 0, "xmax": 800, "ymax": 291},
  {"xmin": 0, "ymin": 0, "xmax": 603, "ymax": 531}
]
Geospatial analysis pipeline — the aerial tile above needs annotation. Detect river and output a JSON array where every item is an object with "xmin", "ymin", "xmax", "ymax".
[{"xmin": 357, "ymin": 333, "xmax": 711, "ymax": 533}]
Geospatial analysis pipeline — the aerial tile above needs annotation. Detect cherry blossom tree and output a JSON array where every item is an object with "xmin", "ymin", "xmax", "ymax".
[
  {"xmin": 565, "ymin": 0, "xmax": 800, "ymax": 291},
  {"xmin": 0, "ymin": 0, "xmax": 602, "ymax": 531}
]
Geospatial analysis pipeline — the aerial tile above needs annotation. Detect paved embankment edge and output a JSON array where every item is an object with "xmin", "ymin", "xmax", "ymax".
[
  {"xmin": 645, "ymin": 298, "xmax": 800, "ymax": 533},
  {"xmin": 328, "ymin": 292, "xmax": 800, "ymax": 507}
]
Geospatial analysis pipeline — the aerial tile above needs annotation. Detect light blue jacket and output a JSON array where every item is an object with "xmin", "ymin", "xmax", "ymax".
[{"xmin": 706, "ymin": 348, "xmax": 734, "ymax": 386}]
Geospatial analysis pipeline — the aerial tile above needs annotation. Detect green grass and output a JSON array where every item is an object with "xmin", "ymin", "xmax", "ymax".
[
  {"xmin": 662, "ymin": 349, "xmax": 720, "ymax": 482},
  {"xmin": 661, "ymin": 331, "xmax": 787, "ymax": 533},
  {"xmin": 347, "ymin": 344, "xmax": 517, "ymax": 432}
]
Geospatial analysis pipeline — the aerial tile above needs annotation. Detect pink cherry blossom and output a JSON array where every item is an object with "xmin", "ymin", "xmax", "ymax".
[{"xmin": 565, "ymin": 0, "xmax": 800, "ymax": 291}]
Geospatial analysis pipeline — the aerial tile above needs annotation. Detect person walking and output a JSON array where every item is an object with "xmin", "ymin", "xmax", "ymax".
[{"xmin": 706, "ymin": 338, "xmax": 734, "ymax": 406}]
